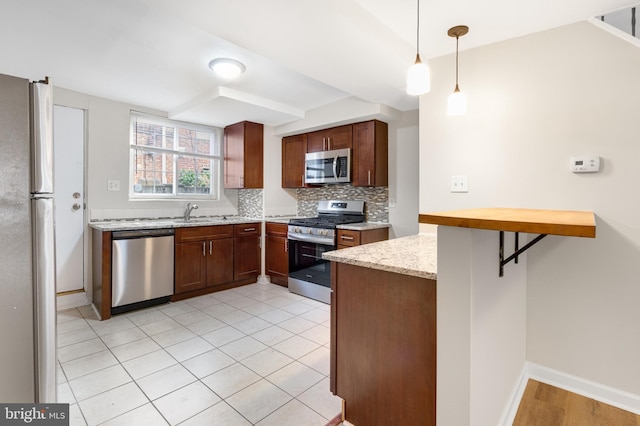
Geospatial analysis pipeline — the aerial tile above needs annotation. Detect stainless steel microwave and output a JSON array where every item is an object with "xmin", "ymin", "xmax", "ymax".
[{"xmin": 304, "ymin": 148, "xmax": 351, "ymax": 184}]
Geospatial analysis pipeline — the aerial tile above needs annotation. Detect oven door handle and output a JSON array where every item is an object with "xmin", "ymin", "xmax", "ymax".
[{"xmin": 288, "ymin": 234, "xmax": 335, "ymax": 246}]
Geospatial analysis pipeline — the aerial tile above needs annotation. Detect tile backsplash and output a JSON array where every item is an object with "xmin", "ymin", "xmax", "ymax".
[
  {"xmin": 297, "ymin": 185, "xmax": 388, "ymax": 222},
  {"xmin": 238, "ymin": 189, "xmax": 264, "ymax": 218}
]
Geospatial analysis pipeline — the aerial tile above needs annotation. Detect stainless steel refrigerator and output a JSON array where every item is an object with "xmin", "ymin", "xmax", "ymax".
[{"xmin": 0, "ymin": 73, "xmax": 57, "ymax": 403}]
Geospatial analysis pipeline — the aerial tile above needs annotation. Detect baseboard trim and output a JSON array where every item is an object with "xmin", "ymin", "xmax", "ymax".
[
  {"xmin": 501, "ymin": 361, "xmax": 640, "ymax": 424},
  {"xmin": 56, "ymin": 291, "xmax": 91, "ymax": 311}
]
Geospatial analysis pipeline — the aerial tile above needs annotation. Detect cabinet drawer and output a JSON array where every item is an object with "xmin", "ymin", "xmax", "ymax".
[
  {"xmin": 337, "ymin": 229, "xmax": 361, "ymax": 247},
  {"xmin": 235, "ymin": 222, "xmax": 261, "ymax": 237},
  {"xmin": 266, "ymin": 222, "xmax": 288, "ymax": 237},
  {"xmin": 175, "ymin": 225, "xmax": 234, "ymax": 243}
]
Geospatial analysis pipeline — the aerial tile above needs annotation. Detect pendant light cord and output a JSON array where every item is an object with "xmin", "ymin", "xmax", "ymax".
[
  {"xmin": 416, "ymin": 0, "xmax": 420, "ymax": 55},
  {"xmin": 455, "ymin": 35, "xmax": 459, "ymax": 90}
]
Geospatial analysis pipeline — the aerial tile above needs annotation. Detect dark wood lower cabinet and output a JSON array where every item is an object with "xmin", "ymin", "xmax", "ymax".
[
  {"xmin": 265, "ymin": 222, "xmax": 288, "ymax": 286},
  {"xmin": 331, "ymin": 262, "xmax": 436, "ymax": 425}
]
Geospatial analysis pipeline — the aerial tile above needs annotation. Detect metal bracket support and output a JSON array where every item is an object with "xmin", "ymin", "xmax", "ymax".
[{"xmin": 499, "ymin": 231, "xmax": 547, "ymax": 277}]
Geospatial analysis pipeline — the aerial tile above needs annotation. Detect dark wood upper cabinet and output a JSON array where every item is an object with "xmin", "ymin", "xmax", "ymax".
[
  {"xmin": 224, "ymin": 121, "xmax": 264, "ymax": 189},
  {"xmin": 352, "ymin": 120, "xmax": 388, "ymax": 187},
  {"xmin": 307, "ymin": 124, "xmax": 353, "ymax": 152},
  {"xmin": 282, "ymin": 134, "xmax": 307, "ymax": 188}
]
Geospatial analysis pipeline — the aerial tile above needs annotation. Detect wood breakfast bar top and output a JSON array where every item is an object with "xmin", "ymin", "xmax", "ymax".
[{"xmin": 419, "ymin": 207, "xmax": 596, "ymax": 238}]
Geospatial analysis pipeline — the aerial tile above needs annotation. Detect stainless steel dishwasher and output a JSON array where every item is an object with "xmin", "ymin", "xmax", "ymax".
[{"xmin": 111, "ymin": 228, "xmax": 174, "ymax": 314}]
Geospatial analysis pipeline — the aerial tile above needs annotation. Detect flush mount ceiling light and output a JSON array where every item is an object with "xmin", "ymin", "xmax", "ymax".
[
  {"xmin": 447, "ymin": 25, "xmax": 469, "ymax": 116},
  {"xmin": 208, "ymin": 58, "xmax": 246, "ymax": 79},
  {"xmin": 406, "ymin": 0, "xmax": 430, "ymax": 95}
]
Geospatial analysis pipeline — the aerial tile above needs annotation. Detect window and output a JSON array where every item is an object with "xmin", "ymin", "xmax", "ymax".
[{"xmin": 129, "ymin": 112, "xmax": 221, "ymax": 199}]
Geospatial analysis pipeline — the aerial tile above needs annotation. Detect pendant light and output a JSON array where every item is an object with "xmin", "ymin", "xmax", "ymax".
[
  {"xmin": 447, "ymin": 25, "xmax": 469, "ymax": 116},
  {"xmin": 406, "ymin": 0, "xmax": 430, "ymax": 95}
]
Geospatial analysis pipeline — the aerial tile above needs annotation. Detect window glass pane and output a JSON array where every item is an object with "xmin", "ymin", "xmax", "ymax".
[
  {"xmin": 177, "ymin": 154, "xmax": 211, "ymax": 195},
  {"xmin": 131, "ymin": 149, "xmax": 175, "ymax": 194},
  {"xmin": 132, "ymin": 120, "xmax": 174, "ymax": 149},
  {"xmin": 178, "ymin": 128, "xmax": 213, "ymax": 156}
]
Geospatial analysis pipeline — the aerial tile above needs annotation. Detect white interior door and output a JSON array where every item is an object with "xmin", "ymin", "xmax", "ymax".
[{"xmin": 53, "ymin": 105, "xmax": 85, "ymax": 294}]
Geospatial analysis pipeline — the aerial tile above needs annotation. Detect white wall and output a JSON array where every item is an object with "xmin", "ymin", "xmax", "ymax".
[
  {"xmin": 54, "ymin": 88, "xmax": 239, "ymax": 221},
  {"xmin": 420, "ymin": 19, "xmax": 640, "ymax": 399},
  {"xmin": 263, "ymin": 125, "xmax": 297, "ymax": 217}
]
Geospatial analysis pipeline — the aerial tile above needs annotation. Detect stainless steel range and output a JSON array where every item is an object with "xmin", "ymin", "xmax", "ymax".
[{"xmin": 288, "ymin": 200, "xmax": 365, "ymax": 303}]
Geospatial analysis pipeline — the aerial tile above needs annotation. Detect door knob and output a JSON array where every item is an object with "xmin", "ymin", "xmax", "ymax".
[{"xmin": 72, "ymin": 203, "xmax": 81, "ymax": 211}]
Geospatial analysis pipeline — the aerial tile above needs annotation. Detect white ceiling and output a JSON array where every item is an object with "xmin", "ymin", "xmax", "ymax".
[{"xmin": 0, "ymin": 0, "xmax": 634, "ymax": 128}]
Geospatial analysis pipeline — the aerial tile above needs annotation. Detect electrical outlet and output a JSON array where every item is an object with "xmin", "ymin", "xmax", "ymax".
[
  {"xmin": 107, "ymin": 180, "xmax": 120, "ymax": 191},
  {"xmin": 450, "ymin": 175, "xmax": 468, "ymax": 193}
]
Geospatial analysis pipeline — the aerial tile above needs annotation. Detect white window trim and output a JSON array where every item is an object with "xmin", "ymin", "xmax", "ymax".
[{"xmin": 128, "ymin": 111, "xmax": 222, "ymax": 200}]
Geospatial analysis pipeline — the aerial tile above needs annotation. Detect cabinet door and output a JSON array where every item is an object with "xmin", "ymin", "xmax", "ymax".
[
  {"xmin": 206, "ymin": 238, "xmax": 234, "ymax": 286},
  {"xmin": 175, "ymin": 241, "xmax": 206, "ymax": 293},
  {"xmin": 352, "ymin": 120, "xmax": 388, "ymax": 187},
  {"xmin": 234, "ymin": 235, "xmax": 261, "ymax": 282},
  {"xmin": 266, "ymin": 234, "xmax": 288, "ymax": 286},
  {"xmin": 224, "ymin": 121, "xmax": 263, "ymax": 189},
  {"xmin": 307, "ymin": 125, "xmax": 353, "ymax": 152},
  {"xmin": 224, "ymin": 121, "xmax": 244, "ymax": 189},
  {"xmin": 282, "ymin": 134, "xmax": 307, "ymax": 188}
]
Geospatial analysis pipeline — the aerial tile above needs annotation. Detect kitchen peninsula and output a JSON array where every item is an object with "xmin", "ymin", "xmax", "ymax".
[
  {"xmin": 323, "ymin": 234, "xmax": 437, "ymax": 425},
  {"xmin": 325, "ymin": 208, "xmax": 596, "ymax": 425}
]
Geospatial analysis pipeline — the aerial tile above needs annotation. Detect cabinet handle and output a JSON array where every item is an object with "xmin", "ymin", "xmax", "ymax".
[
  {"xmin": 209, "ymin": 240, "xmax": 212, "ymax": 256},
  {"xmin": 341, "ymin": 235, "xmax": 355, "ymax": 241},
  {"xmin": 327, "ymin": 137, "xmax": 331, "ymax": 150},
  {"xmin": 368, "ymin": 170, "xmax": 371, "ymax": 186},
  {"xmin": 244, "ymin": 227, "xmax": 256, "ymax": 232},
  {"xmin": 285, "ymin": 240, "xmax": 288, "ymax": 252},
  {"xmin": 202, "ymin": 242, "xmax": 206, "ymax": 256},
  {"xmin": 323, "ymin": 137, "xmax": 327, "ymax": 151}
]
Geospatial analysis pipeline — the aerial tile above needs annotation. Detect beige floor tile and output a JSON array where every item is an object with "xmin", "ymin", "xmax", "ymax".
[
  {"xmin": 300, "ymin": 308, "xmax": 331, "ymax": 324},
  {"xmin": 121, "ymin": 349, "xmax": 176, "ymax": 379},
  {"xmin": 158, "ymin": 301, "xmax": 198, "ymax": 317},
  {"xmin": 266, "ymin": 361, "xmax": 324, "ymax": 397},
  {"xmin": 219, "ymin": 336, "xmax": 268, "ymax": 361},
  {"xmin": 154, "ymin": 381, "xmax": 220, "ymax": 425},
  {"xmin": 277, "ymin": 316, "xmax": 317, "ymax": 334},
  {"xmin": 241, "ymin": 348, "xmax": 294, "ymax": 377},
  {"xmin": 280, "ymin": 301, "xmax": 315, "ymax": 316},
  {"xmin": 78, "ymin": 382, "xmax": 148, "ymax": 425},
  {"xmin": 298, "ymin": 346, "xmax": 330, "ymax": 376},
  {"xmin": 226, "ymin": 296, "xmax": 259, "ymax": 309},
  {"xmin": 57, "ymin": 318, "xmax": 90, "ymax": 334},
  {"xmin": 173, "ymin": 310, "xmax": 212, "ymax": 326},
  {"xmin": 69, "ymin": 364, "xmax": 132, "ymax": 401},
  {"xmin": 181, "ymin": 349, "xmax": 235, "ymax": 378},
  {"xmin": 180, "ymin": 401, "xmax": 251, "ymax": 426},
  {"xmin": 258, "ymin": 309, "xmax": 295, "ymax": 324},
  {"xmin": 99, "ymin": 403, "xmax": 168, "ymax": 426},
  {"xmin": 297, "ymin": 378, "xmax": 343, "ymax": 420},
  {"xmin": 299, "ymin": 324, "xmax": 331, "ymax": 345},
  {"xmin": 201, "ymin": 302, "xmax": 236, "ymax": 317},
  {"xmin": 263, "ymin": 296, "xmax": 297, "ymax": 309},
  {"xmin": 90, "ymin": 316, "xmax": 136, "ymax": 336},
  {"xmin": 136, "ymin": 364, "xmax": 196, "ymax": 400},
  {"xmin": 110, "ymin": 337, "xmax": 162, "ymax": 362},
  {"xmin": 201, "ymin": 325, "xmax": 247, "ymax": 347},
  {"xmin": 185, "ymin": 317, "xmax": 226, "ymax": 334},
  {"xmin": 273, "ymin": 335, "xmax": 320, "ymax": 360},
  {"xmin": 225, "ymin": 379, "xmax": 292, "ymax": 424},
  {"xmin": 256, "ymin": 399, "xmax": 328, "ymax": 426},
  {"xmin": 100, "ymin": 327, "xmax": 147, "ymax": 348},
  {"xmin": 58, "ymin": 338, "xmax": 107, "ymax": 363},
  {"xmin": 61, "ymin": 350, "xmax": 119, "ymax": 381},
  {"xmin": 250, "ymin": 326, "xmax": 295, "ymax": 347},
  {"xmin": 58, "ymin": 327, "xmax": 98, "ymax": 348},
  {"xmin": 241, "ymin": 302, "xmax": 276, "ymax": 316},
  {"xmin": 68, "ymin": 403, "xmax": 86, "ymax": 426},
  {"xmin": 138, "ymin": 318, "xmax": 182, "ymax": 336},
  {"xmin": 123, "ymin": 307, "xmax": 169, "ymax": 326},
  {"xmin": 215, "ymin": 309, "xmax": 254, "ymax": 325},
  {"xmin": 150, "ymin": 326, "xmax": 197, "ymax": 348},
  {"xmin": 165, "ymin": 336, "xmax": 214, "ymax": 362},
  {"xmin": 232, "ymin": 316, "xmax": 272, "ymax": 334},
  {"xmin": 201, "ymin": 362, "xmax": 261, "ymax": 399}
]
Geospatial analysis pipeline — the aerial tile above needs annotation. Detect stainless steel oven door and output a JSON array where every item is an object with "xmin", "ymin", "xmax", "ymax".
[{"xmin": 288, "ymin": 237, "xmax": 335, "ymax": 303}]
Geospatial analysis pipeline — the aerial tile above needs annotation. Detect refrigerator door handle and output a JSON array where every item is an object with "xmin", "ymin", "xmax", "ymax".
[
  {"xmin": 32, "ymin": 197, "xmax": 57, "ymax": 403},
  {"xmin": 30, "ymin": 79, "xmax": 54, "ymax": 195}
]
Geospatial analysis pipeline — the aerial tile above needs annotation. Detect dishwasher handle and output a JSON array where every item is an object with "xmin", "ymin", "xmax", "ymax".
[{"xmin": 112, "ymin": 228, "xmax": 175, "ymax": 240}]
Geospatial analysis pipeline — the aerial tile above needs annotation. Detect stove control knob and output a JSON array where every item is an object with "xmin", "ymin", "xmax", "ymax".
[{"xmin": 307, "ymin": 228, "xmax": 313, "ymax": 234}]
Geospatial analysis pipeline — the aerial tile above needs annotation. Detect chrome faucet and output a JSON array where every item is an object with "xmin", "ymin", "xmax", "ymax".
[{"xmin": 184, "ymin": 203, "xmax": 198, "ymax": 222}]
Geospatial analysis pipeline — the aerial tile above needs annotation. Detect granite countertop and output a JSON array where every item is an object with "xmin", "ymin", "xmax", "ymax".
[
  {"xmin": 89, "ymin": 216, "xmax": 262, "ymax": 231},
  {"xmin": 323, "ymin": 233, "xmax": 437, "ymax": 280},
  {"xmin": 336, "ymin": 222, "xmax": 390, "ymax": 231}
]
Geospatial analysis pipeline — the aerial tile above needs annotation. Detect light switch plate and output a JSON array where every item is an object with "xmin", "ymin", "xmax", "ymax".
[{"xmin": 451, "ymin": 175, "xmax": 468, "ymax": 193}]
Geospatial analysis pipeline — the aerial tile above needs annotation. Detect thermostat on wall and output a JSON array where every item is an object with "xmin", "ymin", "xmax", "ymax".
[{"xmin": 570, "ymin": 156, "xmax": 600, "ymax": 173}]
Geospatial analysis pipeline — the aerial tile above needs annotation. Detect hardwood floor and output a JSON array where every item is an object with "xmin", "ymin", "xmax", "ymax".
[{"xmin": 513, "ymin": 379, "xmax": 640, "ymax": 425}]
